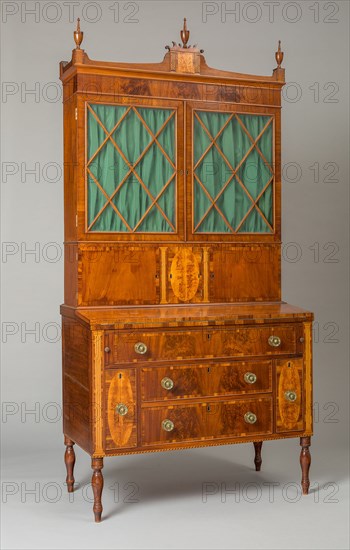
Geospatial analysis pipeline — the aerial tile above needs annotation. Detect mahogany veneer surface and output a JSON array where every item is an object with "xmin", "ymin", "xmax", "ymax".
[{"xmin": 61, "ymin": 20, "xmax": 313, "ymax": 522}]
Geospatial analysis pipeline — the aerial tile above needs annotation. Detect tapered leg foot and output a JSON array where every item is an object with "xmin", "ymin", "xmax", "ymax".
[
  {"xmin": 91, "ymin": 458, "xmax": 104, "ymax": 522},
  {"xmin": 300, "ymin": 436, "xmax": 311, "ymax": 495},
  {"xmin": 64, "ymin": 436, "xmax": 75, "ymax": 493},
  {"xmin": 253, "ymin": 441, "xmax": 263, "ymax": 471}
]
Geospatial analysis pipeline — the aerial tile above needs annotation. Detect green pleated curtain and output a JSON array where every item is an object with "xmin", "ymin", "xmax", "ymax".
[
  {"xmin": 86, "ymin": 104, "xmax": 273, "ymax": 234},
  {"xmin": 87, "ymin": 104, "xmax": 176, "ymax": 232},
  {"xmin": 193, "ymin": 111, "xmax": 273, "ymax": 233}
]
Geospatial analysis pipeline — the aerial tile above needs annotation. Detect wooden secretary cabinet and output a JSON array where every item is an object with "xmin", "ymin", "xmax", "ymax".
[{"xmin": 60, "ymin": 19, "xmax": 313, "ymax": 522}]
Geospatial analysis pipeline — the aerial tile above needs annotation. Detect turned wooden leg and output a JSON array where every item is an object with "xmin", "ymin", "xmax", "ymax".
[
  {"xmin": 300, "ymin": 436, "xmax": 311, "ymax": 495},
  {"xmin": 64, "ymin": 435, "xmax": 75, "ymax": 493},
  {"xmin": 253, "ymin": 441, "xmax": 263, "ymax": 471},
  {"xmin": 91, "ymin": 458, "xmax": 104, "ymax": 522}
]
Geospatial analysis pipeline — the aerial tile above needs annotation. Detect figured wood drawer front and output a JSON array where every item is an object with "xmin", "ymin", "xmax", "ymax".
[
  {"xmin": 141, "ymin": 361, "xmax": 272, "ymax": 402},
  {"xmin": 213, "ymin": 325, "xmax": 299, "ymax": 358},
  {"xmin": 141, "ymin": 397, "xmax": 272, "ymax": 446},
  {"xmin": 105, "ymin": 330, "xmax": 204, "ymax": 365},
  {"xmin": 105, "ymin": 325, "xmax": 301, "ymax": 365}
]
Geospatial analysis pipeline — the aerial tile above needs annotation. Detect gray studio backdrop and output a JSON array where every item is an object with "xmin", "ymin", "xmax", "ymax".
[{"xmin": 1, "ymin": 1, "xmax": 349, "ymax": 549}]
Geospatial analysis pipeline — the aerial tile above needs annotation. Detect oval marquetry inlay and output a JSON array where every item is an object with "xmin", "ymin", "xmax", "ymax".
[
  {"xmin": 278, "ymin": 361, "xmax": 301, "ymax": 429},
  {"xmin": 170, "ymin": 249, "xmax": 200, "ymax": 302},
  {"xmin": 107, "ymin": 372, "xmax": 133, "ymax": 447}
]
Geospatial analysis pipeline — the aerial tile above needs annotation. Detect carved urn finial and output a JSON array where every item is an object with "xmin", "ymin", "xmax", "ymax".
[
  {"xmin": 164, "ymin": 19, "xmax": 204, "ymax": 74},
  {"xmin": 74, "ymin": 18, "xmax": 84, "ymax": 49},
  {"xmin": 275, "ymin": 40, "xmax": 284, "ymax": 68},
  {"xmin": 180, "ymin": 18, "xmax": 190, "ymax": 48}
]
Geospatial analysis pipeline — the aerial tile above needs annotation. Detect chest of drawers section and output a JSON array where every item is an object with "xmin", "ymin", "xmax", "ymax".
[{"xmin": 103, "ymin": 323, "xmax": 306, "ymax": 453}]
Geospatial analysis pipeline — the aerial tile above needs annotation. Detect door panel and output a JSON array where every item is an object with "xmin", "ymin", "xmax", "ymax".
[
  {"xmin": 186, "ymin": 102, "xmax": 279, "ymax": 242},
  {"xmin": 105, "ymin": 368, "xmax": 137, "ymax": 450},
  {"xmin": 79, "ymin": 96, "xmax": 184, "ymax": 241},
  {"xmin": 276, "ymin": 358, "xmax": 304, "ymax": 432}
]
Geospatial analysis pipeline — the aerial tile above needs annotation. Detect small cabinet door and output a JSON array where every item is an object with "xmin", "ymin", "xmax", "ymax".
[
  {"xmin": 80, "ymin": 96, "xmax": 184, "ymax": 241},
  {"xmin": 276, "ymin": 358, "xmax": 304, "ymax": 433},
  {"xmin": 186, "ymin": 101, "xmax": 279, "ymax": 242},
  {"xmin": 104, "ymin": 368, "xmax": 137, "ymax": 450}
]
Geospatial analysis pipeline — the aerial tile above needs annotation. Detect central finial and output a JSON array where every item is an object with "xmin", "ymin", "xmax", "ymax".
[
  {"xmin": 180, "ymin": 18, "xmax": 190, "ymax": 48},
  {"xmin": 74, "ymin": 18, "xmax": 84, "ymax": 49}
]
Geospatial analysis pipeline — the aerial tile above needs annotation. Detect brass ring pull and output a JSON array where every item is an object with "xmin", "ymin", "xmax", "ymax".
[
  {"xmin": 161, "ymin": 419, "xmax": 174, "ymax": 432},
  {"xmin": 116, "ymin": 403, "xmax": 128, "ymax": 416},
  {"xmin": 244, "ymin": 372, "xmax": 257, "ymax": 384},
  {"xmin": 244, "ymin": 412, "xmax": 257, "ymax": 424},
  {"xmin": 134, "ymin": 342, "xmax": 148, "ymax": 355},
  {"xmin": 161, "ymin": 377, "xmax": 174, "ymax": 390},
  {"xmin": 268, "ymin": 335, "xmax": 281, "ymax": 347},
  {"xmin": 285, "ymin": 390, "xmax": 297, "ymax": 402}
]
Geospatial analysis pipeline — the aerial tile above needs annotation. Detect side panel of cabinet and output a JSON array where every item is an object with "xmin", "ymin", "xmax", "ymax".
[
  {"xmin": 62, "ymin": 317, "xmax": 92, "ymax": 453},
  {"xmin": 64, "ymin": 243, "xmax": 78, "ymax": 306},
  {"xmin": 63, "ymin": 89, "xmax": 78, "ymax": 242}
]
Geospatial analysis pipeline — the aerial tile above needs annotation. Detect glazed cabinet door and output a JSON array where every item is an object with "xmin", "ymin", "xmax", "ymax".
[
  {"xmin": 77, "ymin": 96, "xmax": 184, "ymax": 241},
  {"xmin": 186, "ymin": 101, "xmax": 280, "ymax": 242}
]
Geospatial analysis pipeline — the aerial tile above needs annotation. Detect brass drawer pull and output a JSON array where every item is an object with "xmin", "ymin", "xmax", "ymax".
[
  {"xmin": 161, "ymin": 377, "xmax": 174, "ymax": 390},
  {"xmin": 104, "ymin": 346, "xmax": 110, "ymax": 353},
  {"xmin": 244, "ymin": 372, "xmax": 257, "ymax": 384},
  {"xmin": 162, "ymin": 419, "xmax": 174, "ymax": 432},
  {"xmin": 134, "ymin": 342, "xmax": 148, "ymax": 355},
  {"xmin": 285, "ymin": 390, "xmax": 297, "ymax": 402},
  {"xmin": 268, "ymin": 335, "xmax": 281, "ymax": 347},
  {"xmin": 116, "ymin": 403, "xmax": 128, "ymax": 416},
  {"xmin": 244, "ymin": 412, "xmax": 257, "ymax": 424}
]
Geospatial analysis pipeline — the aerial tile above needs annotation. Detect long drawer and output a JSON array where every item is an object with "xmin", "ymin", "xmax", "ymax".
[
  {"xmin": 105, "ymin": 324, "xmax": 302, "ymax": 365},
  {"xmin": 141, "ymin": 397, "xmax": 273, "ymax": 446},
  {"xmin": 141, "ymin": 360, "xmax": 272, "ymax": 402}
]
